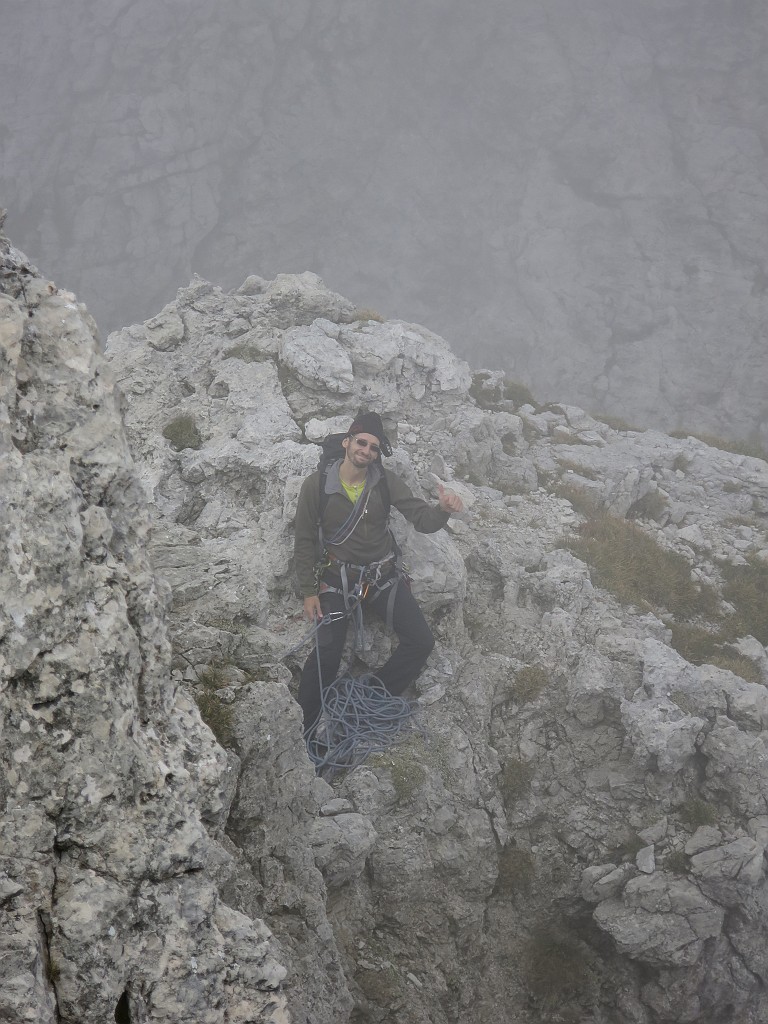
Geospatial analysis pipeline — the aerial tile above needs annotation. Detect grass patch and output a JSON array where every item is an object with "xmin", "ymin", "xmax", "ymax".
[
  {"xmin": 707, "ymin": 652, "xmax": 762, "ymax": 684},
  {"xmin": 726, "ymin": 514, "xmax": 757, "ymax": 528},
  {"xmin": 523, "ymin": 925, "xmax": 594, "ymax": 1010},
  {"xmin": 198, "ymin": 663, "xmax": 230, "ymax": 688},
  {"xmin": 351, "ymin": 308, "xmax": 385, "ymax": 323},
  {"xmin": 373, "ymin": 740, "xmax": 430, "ymax": 804},
  {"xmin": 497, "ymin": 846, "xmax": 535, "ymax": 894},
  {"xmin": 668, "ymin": 688, "xmax": 699, "ymax": 717},
  {"xmin": 513, "ymin": 664, "xmax": 551, "ymax": 703},
  {"xmin": 626, "ymin": 489, "xmax": 669, "ymax": 522},
  {"xmin": 679, "ymin": 798, "xmax": 717, "ymax": 828},
  {"xmin": 591, "ymin": 412, "xmax": 642, "ymax": 433},
  {"xmin": 671, "ymin": 430, "xmax": 768, "ymax": 463},
  {"xmin": 667, "ymin": 622, "xmax": 722, "ymax": 665},
  {"xmin": 555, "ymin": 481, "xmax": 604, "ymax": 518},
  {"xmin": 223, "ymin": 343, "xmax": 265, "ymax": 362},
  {"xmin": 562, "ymin": 513, "xmax": 764, "ymax": 672},
  {"xmin": 722, "ymin": 558, "xmax": 768, "ymax": 645},
  {"xmin": 162, "ymin": 415, "xmax": 203, "ymax": 452},
  {"xmin": 552, "ymin": 429, "xmax": 589, "ymax": 446},
  {"xmin": 665, "ymin": 850, "xmax": 689, "ymax": 875},
  {"xmin": 470, "ymin": 371, "xmax": 537, "ymax": 411},
  {"xmin": 194, "ymin": 665, "xmax": 235, "ymax": 747},
  {"xmin": 667, "ymin": 622, "xmax": 763, "ymax": 683},
  {"xmin": 562, "ymin": 515, "xmax": 718, "ymax": 619},
  {"xmin": 503, "ymin": 380, "xmax": 539, "ymax": 408},
  {"xmin": 390, "ymin": 756, "xmax": 427, "ymax": 804},
  {"xmin": 499, "ymin": 757, "xmax": 534, "ymax": 804}
]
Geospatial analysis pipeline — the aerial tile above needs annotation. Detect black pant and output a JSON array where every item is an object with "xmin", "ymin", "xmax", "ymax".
[{"xmin": 298, "ymin": 578, "xmax": 435, "ymax": 733}]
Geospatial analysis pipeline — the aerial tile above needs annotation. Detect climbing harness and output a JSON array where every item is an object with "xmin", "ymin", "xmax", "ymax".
[{"xmin": 320, "ymin": 552, "xmax": 402, "ymax": 636}]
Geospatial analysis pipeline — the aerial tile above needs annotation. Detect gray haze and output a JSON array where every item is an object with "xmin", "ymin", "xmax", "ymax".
[{"xmin": 2, "ymin": 0, "xmax": 767, "ymax": 439}]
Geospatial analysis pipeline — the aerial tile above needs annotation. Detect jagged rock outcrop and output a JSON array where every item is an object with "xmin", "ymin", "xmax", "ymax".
[
  {"xmin": 105, "ymin": 270, "xmax": 768, "ymax": 1023},
  {"xmin": 3, "ymin": 0, "xmax": 767, "ymax": 441},
  {"xmin": 0, "ymin": 218, "xmax": 288, "ymax": 1023}
]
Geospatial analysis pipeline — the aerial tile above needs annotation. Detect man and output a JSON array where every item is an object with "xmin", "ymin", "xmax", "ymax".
[{"xmin": 294, "ymin": 412, "xmax": 463, "ymax": 736}]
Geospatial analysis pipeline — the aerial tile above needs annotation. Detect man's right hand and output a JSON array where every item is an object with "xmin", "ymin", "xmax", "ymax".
[{"xmin": 303, "ymin": 596, "xmax": 323, "ymax": 622}]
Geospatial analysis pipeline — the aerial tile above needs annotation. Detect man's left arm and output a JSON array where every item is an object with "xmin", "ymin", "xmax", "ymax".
[{"xmin": 386, "ymin": 470, "xmax": 463, "ymax": 533}]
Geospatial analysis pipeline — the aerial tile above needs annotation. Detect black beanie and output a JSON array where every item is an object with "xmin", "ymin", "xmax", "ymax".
[{"xmin": 347, "ymin": 412, "xmax": 393, "ymax": 456}]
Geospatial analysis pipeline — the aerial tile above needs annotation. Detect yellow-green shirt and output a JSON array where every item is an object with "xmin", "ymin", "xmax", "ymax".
[{"xmin": 341, "ymin": 480, "xmax": 365, "ymax": 504}]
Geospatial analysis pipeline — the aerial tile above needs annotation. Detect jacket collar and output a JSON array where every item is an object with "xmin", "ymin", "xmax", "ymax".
[{"xmin": 324, "ymin": 458, "xmax": 382, "ymax": 495}]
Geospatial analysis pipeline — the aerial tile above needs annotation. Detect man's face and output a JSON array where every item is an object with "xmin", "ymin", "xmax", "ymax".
[{"xmin": 342, "ymin": 432, "xmax": 381, "ymax": 468}]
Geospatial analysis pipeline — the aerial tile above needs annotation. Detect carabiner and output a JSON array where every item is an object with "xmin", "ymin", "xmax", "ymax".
[{"xmin": 320, "ymin": 611, "xmax": 347, "ymax": 625}]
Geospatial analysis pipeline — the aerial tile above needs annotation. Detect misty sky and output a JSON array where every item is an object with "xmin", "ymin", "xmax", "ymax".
[{"xmin": 2, "ymin": 0, "xmax": 766, "ymax": 438}]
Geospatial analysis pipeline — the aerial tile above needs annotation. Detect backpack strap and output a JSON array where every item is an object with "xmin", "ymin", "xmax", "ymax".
[{"xmin": 317, "ymin": 461, "xmax": 391, "ymax": 550}]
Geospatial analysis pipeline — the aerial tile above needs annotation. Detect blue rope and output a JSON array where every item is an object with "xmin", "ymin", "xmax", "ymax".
[
  {"xmin": 304, "ymin": 671, "xmax": 426, "ymax": 780},
  {"xmin": 283, "ymin": 608, "xmax": 426, "ymax": 780}
]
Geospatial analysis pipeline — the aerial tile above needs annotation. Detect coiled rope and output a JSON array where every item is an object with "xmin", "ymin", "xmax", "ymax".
[
  {"xmin": 284, "ymin": 608, "xmax": 426, "ymax": 780},
  {"xmin": 305, "ymin": 670, "xmax": 426, "ymax": 780}
]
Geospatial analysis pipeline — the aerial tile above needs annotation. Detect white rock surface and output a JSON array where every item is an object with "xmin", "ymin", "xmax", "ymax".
[
  {"xmin": 6, "ymin": 238, "xmax": 768, "ymax": 1024},
  {"xmin": 101, "ymin": 268, "xmax": 768, "ymax": 1024},
  {"xmin": 0, "ymin": 220, "xmax": 288, "ymax": 1023},
  {"xmin": 594, "ymin": 874, "xmax": 724, "ymax": 967}
]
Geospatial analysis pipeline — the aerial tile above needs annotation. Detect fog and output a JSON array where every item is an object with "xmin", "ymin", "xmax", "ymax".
[{"xmin": 2, "ymin": 0, "xmax": 766, "ymax": 439}]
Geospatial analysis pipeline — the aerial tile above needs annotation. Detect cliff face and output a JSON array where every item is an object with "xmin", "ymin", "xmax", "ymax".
[
  {"xmin": 104, "ymin": 270, "xmax": 768, "ymax": 1024},
  {"xmin": 0, "ymin": 221, "xmax": 288, "ymax": 1024},
  {"xmin": 3, "ymin": 0, "xmax": 767, "ymax": 441},
  {"xmin": 3, "ymin": 207, "xmax": 768, "ymax": 1023}
]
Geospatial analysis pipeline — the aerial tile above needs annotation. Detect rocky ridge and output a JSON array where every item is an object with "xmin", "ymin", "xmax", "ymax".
[
  {"xmin": 0, "ymin": 219, "xmax": 288, "ymax": 1023},
  {"xmin": 102, "ymin": 270, "xmax": 768, "ymax": 1023}
]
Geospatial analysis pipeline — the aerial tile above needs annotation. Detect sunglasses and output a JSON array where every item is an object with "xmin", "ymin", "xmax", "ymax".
[{"xmin": 351, "ymin": 436, "xmax": 381, "ymax": 455}]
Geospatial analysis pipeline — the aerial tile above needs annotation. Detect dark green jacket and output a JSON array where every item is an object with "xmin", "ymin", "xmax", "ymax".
[{"xmin": 294, "ymin": 460, "xmax": 450, "ymax": 596}]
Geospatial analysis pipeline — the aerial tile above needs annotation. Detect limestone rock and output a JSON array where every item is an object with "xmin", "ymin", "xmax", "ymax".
[
  {"xmin": 308, "ymin": 813, "xmax": 379, "ymax": 888},
  {"xmin": 582, "ymin": 863, "xmax": 637, "ymax": 903},
  {"xmin": 0, "ymin": 225, "xmax": 288, "ymax": 1022},
  {"xmin": 622, "ymin": 697, "xmax": 706, "ymax": 774},
  {"xmin": 636, "ymin": 846, "xmax": 656, "ymax": 874},
  {"xmin": 685, "ymin": 827, "xmax": 723, "ymax": 856},
  {"xmin": 70, "ymin": 260, "xmax": 768, "ymax": 1024},
  {"xmin": 694, "ymin": 838, "xmax": 764, "ymax": 886},
  {"xmin": 593, "ymin": 874, "xmax": 724, "ymax": 967},
  {"xmin": 279, "ymin": 320, "xmax": 355, "ymax": 394}
]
